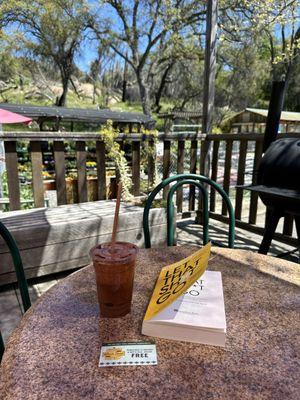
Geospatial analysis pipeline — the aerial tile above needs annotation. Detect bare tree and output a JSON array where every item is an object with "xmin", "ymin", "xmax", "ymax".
[
  {"xmin": 92, "ymin": 0, "xmax": 207, "ymax": 115},
  {"xmin": 1, "ymin": 0, "xmax": 91, "ymax": 106},
  {"xmin": 219, "ymin": 0, "xmax": 300, "ymax": 85}
]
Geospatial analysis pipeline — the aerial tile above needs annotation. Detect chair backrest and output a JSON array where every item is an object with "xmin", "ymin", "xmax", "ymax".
[
  {"xmin": 143, "ymin": 174, "xmax": 235, "ymax": 249},
  {"xmin": 0, "ymin": 221, "xmax": 31, "ymax": 362}
]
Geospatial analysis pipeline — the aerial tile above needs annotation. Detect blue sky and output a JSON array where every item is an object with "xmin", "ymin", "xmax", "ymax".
[
  {"xmin": 76, "ymin": 39, "xmax": 99, "ymax": 72},
  {"xmin": 4, "ymin": 1, "xmax": 298, "ymax": 74}
]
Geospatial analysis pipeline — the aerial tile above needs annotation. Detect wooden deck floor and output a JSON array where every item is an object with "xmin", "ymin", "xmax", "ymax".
[{"xmin": 1, "ymin": 217, "xmax": 298, "ymax": 347}]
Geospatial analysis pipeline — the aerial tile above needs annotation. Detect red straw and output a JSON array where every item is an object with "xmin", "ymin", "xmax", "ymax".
[{"xmin": 111, "ymin": 181, "xmax": 122, "ymax": 251}]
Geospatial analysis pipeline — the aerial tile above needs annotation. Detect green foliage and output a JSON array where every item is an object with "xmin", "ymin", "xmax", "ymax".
[
  {"xmin": 216, "ymin": 42, "xmax": 270, "ymax": 112},
  {"xmin": 219, "ymin": 0, "xmax": 300, "ymax": 81},
  {"xmin": 111, "ymin": 102, "xmax": 144, "ymax": 114},
  {"xmin": 99, "ymin": 120, "xmax": 133, "ymax": 200},
  {"xmin": 0, "ymin": 0, "xmax": 299, "ymax": 125},
  {"xmin": 138, "ymin": 197, "xmax": 167, "ymax": 209},
  {"xmin": 0, "ymin": 171, "xmax": 34, "ymax": 210},
  {"xmin": 0, "ymin": 0, "xmax": 91, "ymax": 106},
  {"xmin": 99, "ymin": 119, "xmax": 159, "ymax": 199}
]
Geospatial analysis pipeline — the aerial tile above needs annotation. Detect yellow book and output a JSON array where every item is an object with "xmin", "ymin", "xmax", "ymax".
[
  {"xmin": 142, "ymin": 242, "xmax": 227, "ymax": 347},
  {"xmin": 144, "ymin": 242, "xmax": 211, "ymax": 321}
]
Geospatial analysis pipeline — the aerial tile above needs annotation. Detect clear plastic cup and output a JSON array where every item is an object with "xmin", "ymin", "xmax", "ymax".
[{"xmin": 90, "ymin": 242, "xmax": 138, "ymax": 318}]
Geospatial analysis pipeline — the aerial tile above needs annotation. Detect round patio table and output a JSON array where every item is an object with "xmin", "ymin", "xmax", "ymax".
[{"xmin": 0, "ymin": 246, "xmax": 299, "ymax": 400}]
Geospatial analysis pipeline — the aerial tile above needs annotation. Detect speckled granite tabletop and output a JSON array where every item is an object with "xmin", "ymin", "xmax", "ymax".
[{"xmin": 0, "ymin": 246, "xmax": 299, "ymax": 400}]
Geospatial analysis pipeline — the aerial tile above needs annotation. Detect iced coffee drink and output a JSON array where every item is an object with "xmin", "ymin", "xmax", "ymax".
[{"xmin": 91, "ymin": 242, "xmax": 138, "ymax": 318}]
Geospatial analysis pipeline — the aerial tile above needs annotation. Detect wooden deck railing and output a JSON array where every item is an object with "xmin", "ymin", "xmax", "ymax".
[
  {"xmin": 1, "ymin": 130, "xmax": 299, "ymax": 246},
  {"xmin": 0, "ymin": 131, "xmax": 205, "ymax": 209},
  {"xmin": 203, "ymin": 132, "xmax": 300, "ymax": 247}
]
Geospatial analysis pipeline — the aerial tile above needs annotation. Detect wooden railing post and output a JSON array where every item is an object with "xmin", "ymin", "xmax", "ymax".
[
  {"xmin": 163, "ymin": 140, "xmax": 171, "ymax": 199},
  {"xmin": 235, "ymin": 140, "xmax": 248, "ymax": 220},
  {"xmin": 30, "ymin": 141, "xmax": 44, "ymax": 208},
  {"xmin": 221, "ymin": 139, "xmax": 233, "ymax": 216},
  {"xmin": 4, "ymin": 141, "xmax": 21, "ymax": 210},
  {"xmin": 53, "ymin": 141, "xmax": 67, "ymax": 205},
  {"xmin": 249, "ymin": 141, "xmax": 263, "ymax": 224},
  {"xmin": 199, "ymin": 139, "xmax": 210, "ymax": 177},
  {"xmin": 189, "ymin": 140, "xmax": 197, "ymax": 211},
  {"xmin": 76, "ymin": 141, "xmax": 87, "ymax": 203},
  {"xmin": 132, "ymin": 140, "xmax": 140, "ymax": 196},
  {"xmin": 196, "ymin": 138, "xmax": 211, "ymax": 224},
  {"xmin": 176, "ymin": 140, "xmax": 185, "ymax": 213},
  {"xmin": 96, "ymin": 141, "xmax": 106, "ymax": 200},
  {"xmin": 209, "ymin": 140, "xmax": 220, "ymax": 212},
  {"xmin": 148, "ymin": 139, "xmax": 155, "ymax": 188},
  {"xmin": 2, "ymin": 130, "xmax": 299, "ymax": 249}
]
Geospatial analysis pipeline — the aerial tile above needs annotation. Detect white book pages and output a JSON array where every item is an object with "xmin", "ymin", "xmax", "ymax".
[{"xmin": 145, "ymin": 271, "xmax": 226, "ymax": 332}]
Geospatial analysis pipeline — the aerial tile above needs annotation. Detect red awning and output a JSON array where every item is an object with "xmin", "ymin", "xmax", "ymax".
[{"xmin": 0, "ymin": 108, "xmax": 32, "ymax": 124}]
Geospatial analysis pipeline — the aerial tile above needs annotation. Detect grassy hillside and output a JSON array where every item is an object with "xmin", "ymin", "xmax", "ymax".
[{"xmin": 0, "ymin": 76, "xmax": 171, "ymax": 131}]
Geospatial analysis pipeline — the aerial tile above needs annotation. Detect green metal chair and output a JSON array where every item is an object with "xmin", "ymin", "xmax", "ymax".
[
  {"xmin": 0, "ymin": 221, "xmax": 31, "ymax": 362},
  {"xmin": 143, "ymin": 174, "xmax": 235, "ymax": 249}
]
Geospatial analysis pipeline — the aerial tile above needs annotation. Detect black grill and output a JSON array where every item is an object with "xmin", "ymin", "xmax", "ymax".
[
  {"xmin": 240, "ymin": 80, "xmax": 300, "ymax": 256},
  {"xmin": 245, "ymin": 137, "xmax": 300, "ymax": 254}
]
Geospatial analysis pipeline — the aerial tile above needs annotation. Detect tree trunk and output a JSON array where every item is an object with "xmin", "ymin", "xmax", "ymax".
[
  {"xmin": 136, "ymin": 72, "xmax": 151, "ymax": 116},
  {"xmin": 56, "ymin": 76, "xmax": 69, "ymax": 107},
  {"xmin": 122, "ymin": 57, "xmax": 128, "ymax": 102},
  {"xmin": 154, "ymin": 63, "xmax": 173, "ymax": 113}
]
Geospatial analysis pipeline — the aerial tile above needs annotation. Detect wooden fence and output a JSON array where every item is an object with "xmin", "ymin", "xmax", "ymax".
[
  {"xmin": 202, "ymin": 132, "xmax": 300, "ymax": 247},
  {"xmin": 1, "ymin": 131, "xmax": 299, "ymax": 246}
]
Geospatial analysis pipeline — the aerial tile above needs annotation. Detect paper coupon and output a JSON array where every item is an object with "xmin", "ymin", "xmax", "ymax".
[{"xmin": 99, "ymin": 341, "xmax": 157, "ymax": 367}]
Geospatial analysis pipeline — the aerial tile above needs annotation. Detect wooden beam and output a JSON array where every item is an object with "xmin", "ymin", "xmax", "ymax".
[
  {"xmin": 163, "ymin": 140, "xmax": 171, "ymax": 199},
  {"xmin": 222, "ymin": 140, "xmax": 233, "ymax": 216},
  {"xmin": 4, "ymin": 141, "xmax": 21, "ymax": 210},
  {"xmin": 76, "ymin": 141, "xmax": 87, "ymax": 203},
  {"xmin": 96, "ymin": 141, "xmax": 106, "ymax": 200},
  {"xmin": 209, "ymin": 140, "xmax": 220, "ymax": 212},
  {"xmin": 235, "ymin": 140, "xmax": 248, "ymax": 220},
  {"xmin": 200, "ymin": 0, "xmax": 218, "ymax": 204},
  {"xmin": 30, "ymin": 141, "xmax": 44, "ymax": 208},
  {"xmin": 53, "ymin": 141, "xmax": 67, "ymax": 205},
  {"xmin": 202, "ymin": 0, "xmax": 218, "ymax": 135},
  {"xmin": 132, "ymin": 141, "xmax": 141, "ymax": 196},
  {"xmin": 147, "ymin": 139, "xmax": 155, "ymax": 188},
  {"xmin": 249, "ymin": 141, "xmax": 263, "ymax": 224},
  {"xmin": 176, "ymin": 140, "xmax": 185, "ymax": 213},
  {"xmin": 0, "ymin": 131, "xmax": 206, "ymax": 141},
  {"xmin": 188, "ymin": 140, "xmax": 198, "ymax": 211}
]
